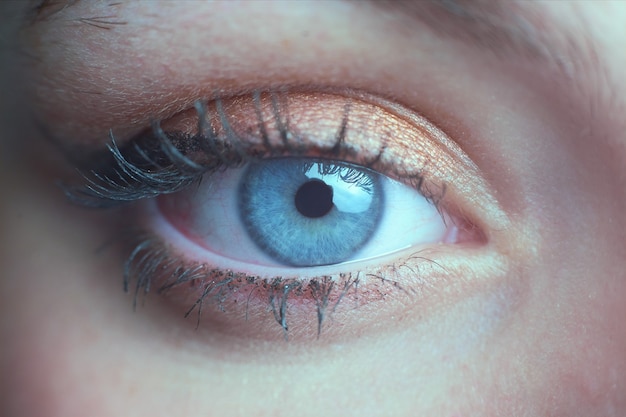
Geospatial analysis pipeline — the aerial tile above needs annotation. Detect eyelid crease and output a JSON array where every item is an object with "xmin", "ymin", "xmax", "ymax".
[
  {"xmin": 62, "ymin": 89, "xmax": 509, "ymax": 243},
  {"xmin": 62, "ymin": 90, "xmax": 417, "ymax": 205}
]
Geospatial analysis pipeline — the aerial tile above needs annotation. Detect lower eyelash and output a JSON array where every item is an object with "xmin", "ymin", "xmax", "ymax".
[{"xmin": 122, "ymin": 230, "xmax": 437, "ymax": 339}]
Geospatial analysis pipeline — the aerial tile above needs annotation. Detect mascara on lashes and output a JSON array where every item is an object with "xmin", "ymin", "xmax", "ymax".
[
  {"xmin": 62, "ymin": 91, "xmax": 445, "ymax": 208},
  {"xmin": 61, "ymin": 91, "xmax": 460, "ymax": 339}
]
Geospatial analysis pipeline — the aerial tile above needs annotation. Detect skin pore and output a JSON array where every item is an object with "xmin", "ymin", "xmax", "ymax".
[{"xmin": 1, "ymin": 1, "xmax": 625, "ymax": 416}]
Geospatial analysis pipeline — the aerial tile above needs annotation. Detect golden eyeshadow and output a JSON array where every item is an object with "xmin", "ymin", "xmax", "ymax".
[{"xmin": 160, "ymin": 90, "xmax": 508, "ymax": 237}]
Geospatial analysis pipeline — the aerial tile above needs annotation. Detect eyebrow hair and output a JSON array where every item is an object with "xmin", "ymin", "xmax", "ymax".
[
  {"xmin": 367, "ymin": 0, "xmax": 623, "ymax": 144},
  {"xmin": 370, "ymin": 0, "xmax": 588, "ymax": 83}
]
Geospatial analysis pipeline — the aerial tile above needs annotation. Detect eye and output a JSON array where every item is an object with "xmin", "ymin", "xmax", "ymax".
[
  {"xmin": 66, "ymin": 90, "xmax": 505, "ymax": 342},
  {"xmin": 158, "ymin": 157, "xmax": 450, "ymax": 268}
]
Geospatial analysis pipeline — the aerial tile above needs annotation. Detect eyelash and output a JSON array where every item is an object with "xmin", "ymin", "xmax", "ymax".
[
  {"xmin": 117, "ymin": 229, "xmax": 435, "ymax": 340},
  {"xmin": 62, "ymin": 90, "xmax": 451, "ymax": 338},
  {"xmin": 63, "ymin": 92, "xmax": 442, "ymax": 208},
  {"xmin": 121, "ymin": 232, "xmax": 369, "ymax": 338}
]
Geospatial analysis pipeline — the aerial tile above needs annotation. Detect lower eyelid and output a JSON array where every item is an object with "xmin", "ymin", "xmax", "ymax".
[{"xmin": 118, "ymin": 199, "xmax": 508, "ymax": 343}]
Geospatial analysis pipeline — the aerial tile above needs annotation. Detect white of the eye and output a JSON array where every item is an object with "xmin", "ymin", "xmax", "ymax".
[
  {"xmin": 351, "ymin": 177, "xmax": 446, "ymax": 260},
  {"xmin": 162, "ymin": 164, "xmax": 447, "ymax": 267}
]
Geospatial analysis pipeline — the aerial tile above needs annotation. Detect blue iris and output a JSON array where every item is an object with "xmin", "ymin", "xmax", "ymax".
[{"xmin": 238, "ymin": 158, "xmax": 383, "ymax": 266}]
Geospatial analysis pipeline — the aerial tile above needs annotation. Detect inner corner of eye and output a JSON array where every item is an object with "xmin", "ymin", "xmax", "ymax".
[{"xmin": 148, "ymin": 157, "xmax": 479, "ymax": 276}]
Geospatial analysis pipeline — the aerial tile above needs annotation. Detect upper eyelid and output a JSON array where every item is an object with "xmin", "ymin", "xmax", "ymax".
[
  {"xmin": 19, "ymin": 1, "xmax": 514, "ymax": 143},
  {"xmin": 60, "ymin": 92, "xmax": 413, "ymax": 207},
  {"xmin": 60, "ymin": 89, "xmax": 512, "ymax": 257},
  {"xmin": 62, "ymin": 92, "xmax": 431, "ymax": 192},
  {"xmin": 22, "ymin": 1, "xmax": 520, "ymax": 239},
  {"xmin": 23, "ymin": 0, "xmax": 606, "ymax": 231}
]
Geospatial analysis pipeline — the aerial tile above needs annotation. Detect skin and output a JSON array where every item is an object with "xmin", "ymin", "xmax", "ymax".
[{"xmin": 1, "ymin": 1, "xmax": 625, "ymax": 416}]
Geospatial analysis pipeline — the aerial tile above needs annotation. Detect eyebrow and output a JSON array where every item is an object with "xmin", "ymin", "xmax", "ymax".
[
  {"xmin": 28, "ymin": 0, "xmax": 601, "ymax": 95},
  {"xmin": 31, "ymin": 0, "xmax": 588, "ymax": 70},
  {"xmin": 366, "ymin": 0, "xmax": 623, "ymax": 145},
  {"xmin": 369, "ymin": 0, "xmax": 590, "ymax": 84}
]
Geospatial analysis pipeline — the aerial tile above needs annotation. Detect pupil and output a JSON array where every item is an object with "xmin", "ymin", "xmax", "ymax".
[{"xmin": 294, "ymin": 179, "xmax": 334, "ymax": 218}]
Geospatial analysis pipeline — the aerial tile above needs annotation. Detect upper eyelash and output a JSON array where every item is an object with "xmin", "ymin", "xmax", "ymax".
[
  {"xmin": 61, "ymin": 117, "xmax": 244, "ymax": 208},
  {"xmin": 62, "ymin": 90, "xmax": 445, "ymax": 211},
  {"xmin": 61, "ymin": 91, "xmax": 361, "ymax": 208}
]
